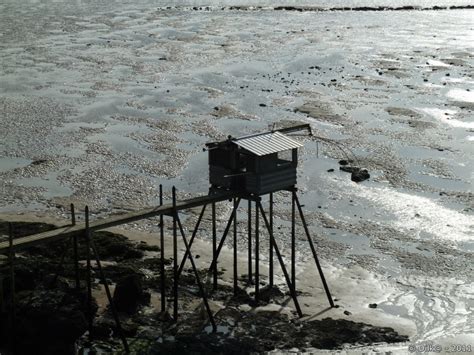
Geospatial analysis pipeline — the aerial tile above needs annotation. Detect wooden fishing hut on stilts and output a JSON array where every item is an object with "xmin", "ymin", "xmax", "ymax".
[{"xmin": 0, "ymin": 124, "xmax": 334, "ymax": 354}]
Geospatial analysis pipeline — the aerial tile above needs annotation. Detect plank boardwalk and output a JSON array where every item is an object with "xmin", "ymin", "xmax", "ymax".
[{"xmin": 0, "ymin": 191, "xmax": 236, "ymax": 254}]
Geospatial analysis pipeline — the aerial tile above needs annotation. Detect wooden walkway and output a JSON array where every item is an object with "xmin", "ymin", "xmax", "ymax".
[{"xmin": 0, "ymin": 191, "xmax": 236, "ymax": 254}]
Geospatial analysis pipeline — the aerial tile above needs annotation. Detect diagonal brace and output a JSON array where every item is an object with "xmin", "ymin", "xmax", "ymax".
[
  {"xmin": 257, "ymin": 202, "xmax": 303, "ymax": 317},
  {"xmin": 293, "ymin": 193, "xmax": 334, "ymax": 307},
  {"xmin": 207, "ymin": 197, "xmax": 242, "ymax": 274},
  {"xmin": 176, "ymin": 215, "xmax": 217, "ymax": 332},
  {"xmin": 177, "ymin": 204, "xmax": 207, "ymax": 278}
]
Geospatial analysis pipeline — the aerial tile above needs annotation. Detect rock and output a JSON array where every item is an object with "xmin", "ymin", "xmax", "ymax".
[
  {"xmin": 30, "ymin": 159, "xmax": 48, "ymax": 166},
  {"xmin": 338, "ymin": 159, "xmax": 351, "ymax": 166},
  {"xmin": 0, "ymin": 287, "xmax": 90, "ymax": 354},
  {"xmin": 369, "ymin": 303, "xmax": 378, "ymax": 308},
  {"xmin": 113, "ymin": 274, "xmax": 148, "ymax": 314},
  {"xmin": 340, "ymin": 166, "xmax": 359, "ymax": 173},
  {"xmin": 258, "ymin": 285, "xmax": 285, "ymax": 304},
  {"xmin": 344, "ymin": 310, "xmax": 352, "ymax": 315},
  {"xmin": 259, "ymin": 103, "xmax": 267, "ymax": 107},
  {"xmin": 351, "ymin": 169, "xmax": 370, "ymax": 182},
  {"xmin": 327, "ymin": 168, "xmax": 335, "ymax": 172}
]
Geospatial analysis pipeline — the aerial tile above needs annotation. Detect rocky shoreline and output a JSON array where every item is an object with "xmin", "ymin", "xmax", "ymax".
[
  {"xmin": 158, "ymin": 5, "xmax": 474, "ymax": 12},
  {"xmin": 0, "ymin": 220, "xmax": 408, "ymax": 354}
]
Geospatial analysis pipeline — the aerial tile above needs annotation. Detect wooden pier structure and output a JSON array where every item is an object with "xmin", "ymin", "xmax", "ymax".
[{"xmin": 0, "ymin": 124, "xmax": 334, "ymax": 354}]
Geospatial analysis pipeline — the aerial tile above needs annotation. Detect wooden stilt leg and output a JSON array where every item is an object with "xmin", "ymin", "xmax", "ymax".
[
  {"xmin": 269, "ymin": 193, "xmax": 274, "ymax": 287},
  {"xmin": 85, "ymin": 206, "xmax": 93, "ymax": 339},
  {"xmin": 247, "ymin": 199, "xmax": 252, "ymax": 285},
  {"xmin": 172, "ymin": 187, "xmax": 178, "ymax": 321},
  {"xmin": 208, "ymin": 198, "xmax": 242, "ymax": 273},
  {"xmin": 258, "ymin": 202, "xmax": 303, "ymax": 317},
  {"xmin": 159, "ymin": 185, "xmax": 166, "ymax": 313},
  {"xmin": 212, "ymin": 202, "xmax": 217, "ymax": 291}
]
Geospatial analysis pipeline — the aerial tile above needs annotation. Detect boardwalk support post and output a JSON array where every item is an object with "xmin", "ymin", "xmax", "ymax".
[
  {"xmin": 8, "ymin": 223, "xmax": 16, "ymax": 351},
  {"xmin": 269, "ymin": 193, "xmax": 274, "ymax": 287},
  {"xmin": 291, "ymin": 190, "xmax": 296, "ymax": 288},
  {"xmin": 208, "ymin": 198, "xmax": 242, "ymax": 274},
  {"xmin": 212, "ymin": 202, "xmax": 217, "ymax": 291},
  {"xmin": 172, "ymin": 187, "xmax": 178, "ymax": 321},
  {"xmin": 159, "ymin": 184, "xmax": 166, "ymax": 313},
  {"xmin": 233, "ymin": 198, "xmax": 238, "ymax": 294},
  {"xmin": 85, "ymin": 206, "xmax": 93, "ymax": 339},
  {"xmin": 71, "ymin": 203, "xmax": 80, "ymax": 291},
  {"xmin": 247, "ymin": 199, "xmax": 252, "ymax": 285},
  {"xmin": 89, "ymin": 239, "xmax": 130, "ymax": 353},
  {"xmin": 255, "ymin": 197, "xmax": 260, "ymax": 302}
]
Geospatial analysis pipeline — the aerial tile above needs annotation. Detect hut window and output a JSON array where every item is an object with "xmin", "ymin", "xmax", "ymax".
[{"xmin": 278, "ymin": 150, "xmax": 292, "ymax": 162}]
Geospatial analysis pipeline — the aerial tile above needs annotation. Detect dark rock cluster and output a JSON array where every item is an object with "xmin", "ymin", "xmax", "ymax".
[{"xmin": 0, "ymin": 221, "xmax": 407, "ymax": 354}]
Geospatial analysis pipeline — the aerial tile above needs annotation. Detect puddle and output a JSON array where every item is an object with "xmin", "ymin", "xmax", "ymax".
[
  {"xmin": 419, "ymin": 107, "xmax": 474, "ymax": 129},
  {"xmin": 447, "ymin": 88, "xmax": 474, "ymax": 103},
  {"xmin": 0, "ymin": 156, "xmax": 32, "ymax": 172}
]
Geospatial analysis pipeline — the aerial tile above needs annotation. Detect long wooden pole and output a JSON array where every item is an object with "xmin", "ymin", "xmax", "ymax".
[
  {"xmin": 247, "ymin": 199, "xmax": 252, "ymax": 285},
  {"xmin": 233, "ymin": 198, "xmax": 238, "ymax": 294},
  {"xmin": 172, "ymin": 187, "xmax": 178, "ymax": 321},
  {"xmin": 293, "ymin": 192, "xmax": 334, "ymax": 307},
  {"xmin": 85, "ymin": 206, "xmax": 93, "ymax": 339},
  {"xmin": 269, "ymin": 193, "xmax": 274, "ymax": 287},
  {"xmin": 159, "ymin": 185, "xmax": 166, "ymax": 313},
  {"xmin": 212, "ymin": 202, "xmax": 217, "ymax": 290},
  {"xmin": 71, "ymin": 203, "xmax": 80, "ymax": 291},
  {"xmin": 8, "ymin": 223, "xmax": 16, "ymax": 350}
]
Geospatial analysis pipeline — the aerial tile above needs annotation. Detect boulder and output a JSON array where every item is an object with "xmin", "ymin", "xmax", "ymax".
[{"xmin": 113, "ymin": 274, "xmax": 148, "ymax": 314}]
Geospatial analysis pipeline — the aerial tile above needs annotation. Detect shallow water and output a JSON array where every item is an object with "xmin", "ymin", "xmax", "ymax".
[{"xmin": 0, "ymin": 1, "xmax": 473, "ymax": 352}]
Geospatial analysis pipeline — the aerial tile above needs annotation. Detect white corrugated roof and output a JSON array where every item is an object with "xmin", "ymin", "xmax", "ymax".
[{"xmin": 233, "ymin": 131, "xmax": 302, "ymax": 156}]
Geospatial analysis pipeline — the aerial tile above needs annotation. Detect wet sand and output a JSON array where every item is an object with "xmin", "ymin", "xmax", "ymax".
[{"xmin": 0, "ymin": 2, "xmax": 473, "ymax": 353}]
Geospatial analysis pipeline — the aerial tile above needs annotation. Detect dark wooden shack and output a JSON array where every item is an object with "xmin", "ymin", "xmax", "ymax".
[{"xmin": 206, "ymin": 130, "xmax": 303, "ymax": 194}]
